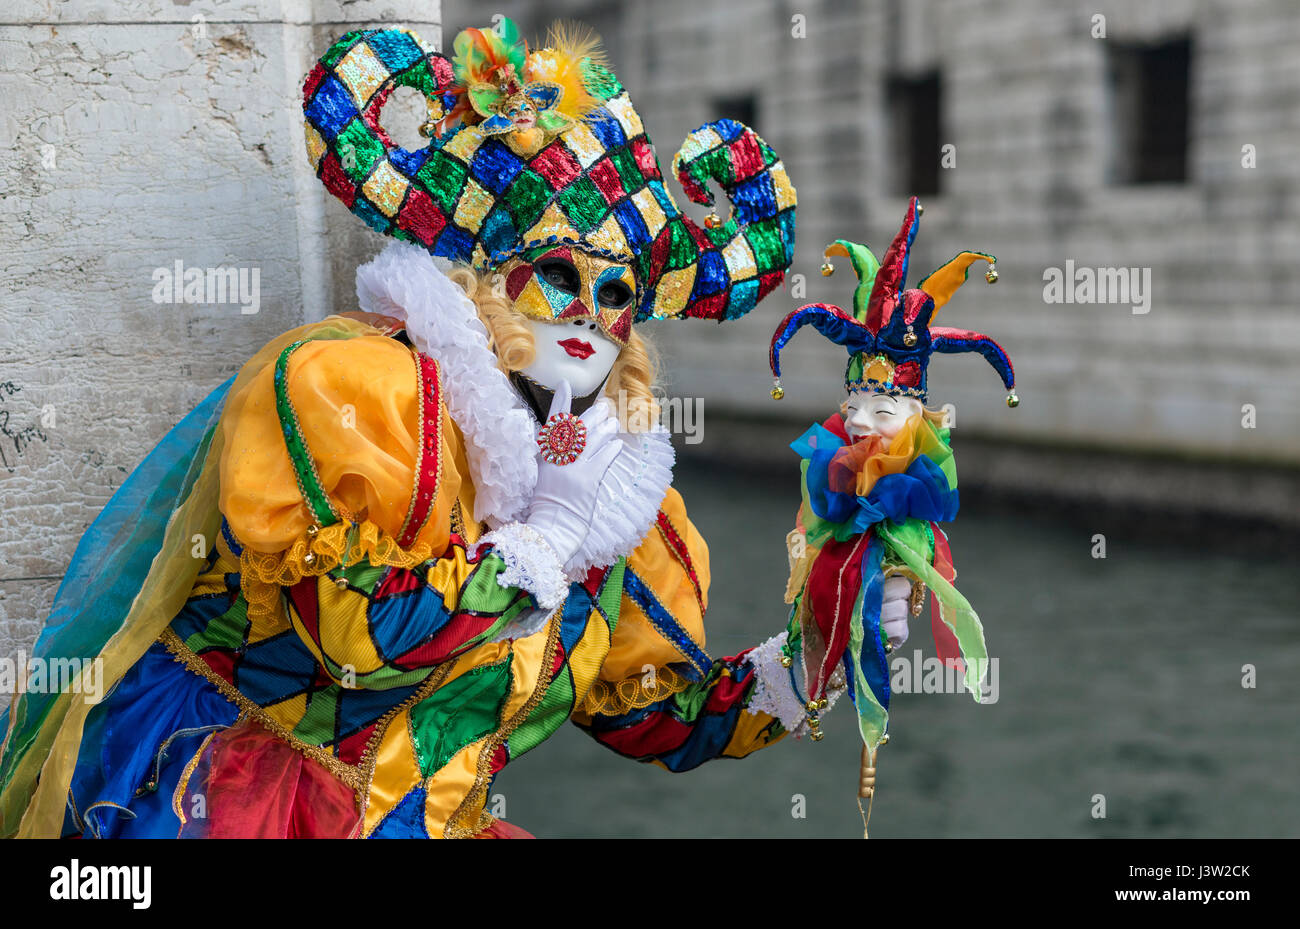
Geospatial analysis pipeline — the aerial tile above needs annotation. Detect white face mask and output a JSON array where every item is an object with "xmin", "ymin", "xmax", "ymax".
[
  {"xmin": 519, "ymin": 316, "xmax": 622, "ymax": 399},
  {"xmin": 843, "ymin": 390, "xmax": 924, "ymax": 440}
]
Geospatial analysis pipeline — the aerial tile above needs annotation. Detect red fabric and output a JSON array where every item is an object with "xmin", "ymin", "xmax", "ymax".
[
  {"xmin": 804, "ymin": 532, "xmax": 871, "ymax": 698},
  {"xmin": 704, "ymin": 671, "xmax": 748, "ymax": 712},
  {"xmin": 593, "ymin": 713, "xmax": 692, "ymax": 758},
  {"xmin": 929, "ymin": 524, "xmax": 963, "ymax": 671},
  {"xmin": 178, "ymin": 721, "xmax": 362, "ymax": 839},
  {"xmin": 821, "ymin": 412, "xmax": 850, "ymax": 442}
]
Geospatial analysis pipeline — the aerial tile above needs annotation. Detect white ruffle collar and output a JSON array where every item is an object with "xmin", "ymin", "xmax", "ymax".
[{"xmin": 355, "ymin": 242, "xmax": 674, "ymax": 574}]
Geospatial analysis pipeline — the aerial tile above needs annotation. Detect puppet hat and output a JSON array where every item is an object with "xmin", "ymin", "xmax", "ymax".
[
  {"xmin": 302, "ymin": 19, "xmax": 796, "ymax": 324},
  {"xmin": 768, "ymin": 197, "xmax": 1017, "ymax": 406}
]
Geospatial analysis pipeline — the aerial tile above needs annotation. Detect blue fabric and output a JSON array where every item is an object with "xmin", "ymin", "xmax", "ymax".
[
  {"xmin": 1, "ymin": 378, "xmax": 233, "ymax": 793},
  {"xmin": 791, "ymin": 423, "xmax": 959, "ymax": 538},
  {"xmin": 772, "ymin": 306, "xmax": 873, "ymax": 377},
  {"xmin": 622, "ymin": 569, "xmax": 710, "ymax": 679},
  {"xmin": 791, "ymin": 423, "xmax": 958, "ymax": 716},
  {"xmin": 369, "ymin": 787, "xmax": 430, "ymax": 838},
  {"xmin": 66, "ymin": 642, "xmax": 238, "ymax": 838},
  {"xmin": 855, "ymin": 537, "xmax": 891, "ymax": 712}
]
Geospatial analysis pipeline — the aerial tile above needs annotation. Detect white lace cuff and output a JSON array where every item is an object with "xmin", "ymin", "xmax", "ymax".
[
  {"xmin": 744, "ymin": 630, "xmax": 847, "ymax": 739},
  {"xmin": 475, "ymin": 522, "xmax": 569, "ymax": 612}
]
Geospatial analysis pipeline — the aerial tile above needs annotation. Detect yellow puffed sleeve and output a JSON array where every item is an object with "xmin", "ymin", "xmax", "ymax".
[
  {"xmin": 580, "ymin": 487, "xmax": 713, "ymax": 716},
  {"xmin": 217, "ymin": 333, "xmax": 468, "ymax": 624}
]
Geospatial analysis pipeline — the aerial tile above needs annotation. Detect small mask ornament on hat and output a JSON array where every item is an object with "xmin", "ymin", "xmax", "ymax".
[
  {"xmin": 450, "ymin": 19, "xmax": 598, "ymax": 157},
  {"xmin": 769, "ymin": 196, "xmax": 1017, "ymax": 409}
]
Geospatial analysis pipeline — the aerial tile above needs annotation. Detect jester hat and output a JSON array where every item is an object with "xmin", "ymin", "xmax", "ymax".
[
  {"xmin": 769, "ymin": 197, "xmax": 1017, "ymax": 406},
  {"xmin": 302, "ymin": 19, "xmax": 797, "ymax": 326}
]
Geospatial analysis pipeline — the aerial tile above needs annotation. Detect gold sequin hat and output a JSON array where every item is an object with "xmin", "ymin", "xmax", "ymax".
[{"xmin": 302, "ymin": 18, "xmax": 798, "ymax": 325}]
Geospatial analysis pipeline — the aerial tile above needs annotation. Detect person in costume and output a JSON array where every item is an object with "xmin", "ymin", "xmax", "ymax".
[
  {"xmin": 0, "ymin": 18, "xmax": 910, "ymax": 839},
  {"xmin": 769, "ymin": 197, "xmax": 1015, "ymax": 827}
]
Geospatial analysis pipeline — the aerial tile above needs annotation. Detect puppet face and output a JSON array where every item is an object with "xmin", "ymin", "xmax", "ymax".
[
  {"xmin": 519, "ymin": 316, "xmax": 622, "ymax": 398},
  {"xmin": 843, "ymin": 390, "xmax": 923, "ymax": 440}
]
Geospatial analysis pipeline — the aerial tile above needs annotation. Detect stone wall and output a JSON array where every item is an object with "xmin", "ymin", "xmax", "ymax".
[{"xmin": 0, "ymin": 0, "xmax": 440, "ymax": 663}]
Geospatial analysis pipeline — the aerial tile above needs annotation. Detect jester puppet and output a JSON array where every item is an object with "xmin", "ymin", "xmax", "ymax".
[
  {"xmin": 769, "ymin": 197, "xmax": 1016, "ymax": 830},
  {"xmin": 0, "ymin": 18, "xmax": 921, "ymax": 839}
]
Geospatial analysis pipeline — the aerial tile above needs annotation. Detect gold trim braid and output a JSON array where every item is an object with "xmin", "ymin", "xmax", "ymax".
[
  {"xmin": 443, "ymin": 616, "xmax": 563, "ymax": 838},
  {"xmin": 578, "ymin": 664, "xmax": 693, "ymax": 717},
  {"xmin": 159, "ymin": 628, "xmax": 456, "ymax": 826}
]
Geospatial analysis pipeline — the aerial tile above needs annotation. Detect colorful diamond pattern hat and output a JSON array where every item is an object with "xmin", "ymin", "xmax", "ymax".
[
  {"xmin": 769, "ymin": 196, "xmax": 1018, "ymax": 406},
  {"xmin": 302, "ymin": 20, "xmax": 797, "ymax": 324}
]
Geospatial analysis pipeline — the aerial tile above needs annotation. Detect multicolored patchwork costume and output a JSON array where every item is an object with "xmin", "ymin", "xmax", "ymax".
[{"xmin": 0, "ymin": 18, "xmax": 809, "ymax": 839}]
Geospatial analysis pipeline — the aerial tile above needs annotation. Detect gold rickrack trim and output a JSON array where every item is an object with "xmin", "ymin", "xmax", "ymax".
[
  {"xmin": 172, "ymin": 730, "xmax": 219, "ymax": 829},
  {"xmin": 161, "ymin": 628, "xmax": 457, "ymax": 831},
  {"xmin": 578, "ymin": 664, "xmax": 694, "ymax": 717},
  {"xmin": 239, "ymin": 519, "xmax": 439, "ymax": 627},
  {"xmin": 355, "ymin": 659, "xmax": 456, "ymax": 833},
  {"xmin": 444, "ymin": 615, "xmax": 563, "ymax": 839},
  {"xmin": 160, "ymin": 628, "xmax": 364, "ymax": 789}
]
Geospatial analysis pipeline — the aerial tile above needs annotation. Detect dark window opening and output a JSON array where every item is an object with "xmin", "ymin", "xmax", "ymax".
[
  {"xmin": 712, "ymin": 94, "xmax": 758, "ymax": 131},
  {"xmin": 1106, "ymin": 36, "xmax": 1192, "ymax": 184},
  {"xmin": 886, "ymin": 71, "xmax": 942, "ymax": 196}
]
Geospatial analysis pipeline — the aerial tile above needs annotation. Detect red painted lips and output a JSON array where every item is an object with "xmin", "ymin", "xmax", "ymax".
[{"xmin": 557, "ymin": 338, "xmax": 595, "ymax": 359}]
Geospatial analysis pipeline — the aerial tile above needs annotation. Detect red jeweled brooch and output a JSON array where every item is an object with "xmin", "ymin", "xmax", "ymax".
[{"xmin": 537, "ymin": 412, "xmax": 587, "ymax": 465}]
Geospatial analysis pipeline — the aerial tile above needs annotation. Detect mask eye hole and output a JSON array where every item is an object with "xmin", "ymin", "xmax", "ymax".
[
  {"xmin": 597, "ymin": 279, "xmax": 633, "ymax": 309},
  {"xmin": 535, "ymin": 258, "xmax": 579, "ymax": 295}
]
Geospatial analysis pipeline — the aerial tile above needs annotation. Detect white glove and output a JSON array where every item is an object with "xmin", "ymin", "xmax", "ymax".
[
  {"xmin": 881, "ymin": 575, "xmax": 914, "ymax": 649},
  {"xmin": 524, "ymin": 379, "xmax": 624, "ymax": 565}
]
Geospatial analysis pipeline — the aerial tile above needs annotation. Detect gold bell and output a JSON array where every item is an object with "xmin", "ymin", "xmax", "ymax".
[
  {"xmin": 805, "ymin": 700, "xmax": 820, "ymax": 714},
  {"xmin": 810, "ymin": 729, "xmax": 825, "ymax": 742},
  {"xmin": 335, "ymin": 576, "xmax": 349, "ymax": 591},
  {"xmin": 1006, "ymin": 391, "xmax": 1020, "ymax": 408},
  {"xmin": 779, "ymin": 655, "xmax": 793, "ymax": 668},
  {"xmin": 704, "ymin": 211, "xmax": 721, "ymax": 229},
  {"xmin": 820, "ymin": 261, "xmax": 834, "ymax": 277},
  {"xmin": 303, "ymin": 551, "xmax": 316, "ymax": 567},
  {"xmin": 903, "ymin": 329, "xmax": 917, "ymax": 347},
  {"xmin": 916, "ymin": 202, "xmax": 924, "ymax": 216},
  {"xmin": 305, "ymin": 524, "xmax": 319, "ymax": 538},
  {"xmin": 879, "ymin": 733, "xmax": 890, "ymax": 746},
  {"xmin": 985, "ymin": 264, "xmax": 999, "ymax": 284},
  {"xmin": 770, "ymin": 379, "xmax": 785, "ymax": 400}
]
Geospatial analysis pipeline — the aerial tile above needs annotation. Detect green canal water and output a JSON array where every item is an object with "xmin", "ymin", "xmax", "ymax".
[{"xmin": 493, "ymin": 457, "xmax": 1299, "ymax": 838}]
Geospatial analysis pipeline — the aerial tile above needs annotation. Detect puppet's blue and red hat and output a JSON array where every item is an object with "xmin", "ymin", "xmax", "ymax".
[{"xmin": 769, "ymin": 197, "xmax": 1017, "ymax": 407}]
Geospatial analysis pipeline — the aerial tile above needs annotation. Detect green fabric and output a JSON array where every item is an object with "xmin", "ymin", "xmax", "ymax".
[
  {"xmin": 847, "ymin": 587, "xmax": 888, "ymax": 751},
  {"xmin": 410, "ymin": 656, "xmax": 512, "ymax": 776},
  {"xmin": 508, "ymin": 665, "xmax": 573, "ymax": 757},
  {"xmin": 834, "ymin": 239, "xmax": 881, "ymax": 322},
  {"xmin": 181, "ymin": 597, "xmax": 248, "ymax": 655},
  {"xmin": 876, "ymin": 521, "xmax": 988, "ymax": 701},
  {"xmin": 292, "ymin": 686, "xmax": 340, "ymax": 745},
  {"xmin": 597, "ymin": 559, "xmax": 625, "ymax": 630}
]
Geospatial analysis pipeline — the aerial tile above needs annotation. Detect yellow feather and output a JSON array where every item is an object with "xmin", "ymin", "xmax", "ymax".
[
  {"xmin": 544, "ymin": 20, "xmax": 608, "ymax": 72},
  {"xmin": 525, "ymin": 20, "xmax": 607, "ymax": 121}
]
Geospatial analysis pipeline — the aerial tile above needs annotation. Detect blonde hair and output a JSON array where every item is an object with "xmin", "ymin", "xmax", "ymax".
[{"xmin": 447, "ymin": 265, "xmax": 662, "ymax": 432}]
